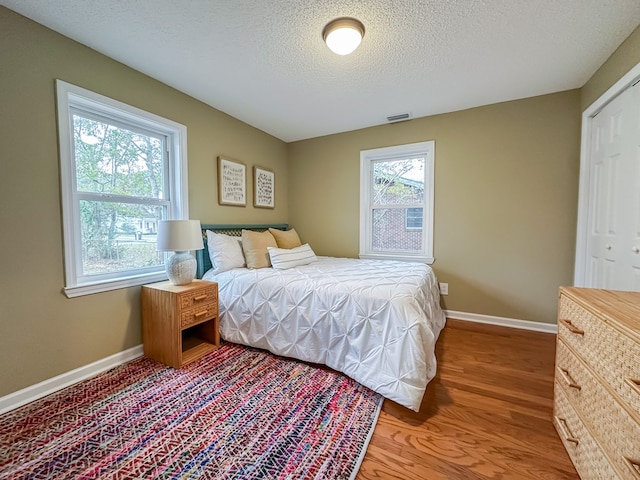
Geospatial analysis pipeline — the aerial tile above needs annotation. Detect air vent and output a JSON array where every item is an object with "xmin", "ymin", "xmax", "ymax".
[{"xmin": 386, "ymin": 113, "xmax": 411, "ymax": 123}]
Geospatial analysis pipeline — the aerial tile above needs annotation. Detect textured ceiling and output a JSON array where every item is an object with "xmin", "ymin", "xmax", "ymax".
[{"xmin": 2, "ymin": 1, "xmax": 640, "ymax": 142}]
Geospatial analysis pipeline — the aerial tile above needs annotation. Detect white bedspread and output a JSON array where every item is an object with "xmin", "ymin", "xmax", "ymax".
[{"xmin": 203, "ymin": 256, "xmax": 446, "ymax": 411}]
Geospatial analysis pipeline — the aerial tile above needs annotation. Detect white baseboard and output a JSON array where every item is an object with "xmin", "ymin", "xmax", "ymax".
[
  {"xmin": 445, "ymin": 310, "xmax": 557, "ymax": 334},
  {"xmin": 0, "ymin": 312, "xmax": 555, "ymax": 414},
  {"xmin": 0, "ymin": 344, "xmax": 143, "ymax": 415}
]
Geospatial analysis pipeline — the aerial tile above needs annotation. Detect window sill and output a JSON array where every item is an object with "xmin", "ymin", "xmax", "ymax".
[
  {"xmin": 359, "ymin": 253, "xmax": 434, "ymax": 265},
  {"xmin": 63, "ymin": 271, "xmax": 168, "ymax": 298}
]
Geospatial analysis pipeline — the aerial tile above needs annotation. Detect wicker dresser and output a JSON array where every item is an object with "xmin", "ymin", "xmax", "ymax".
[{"xmin": 554, "ymin": 287, "xmax": 640, "ymax": 479}]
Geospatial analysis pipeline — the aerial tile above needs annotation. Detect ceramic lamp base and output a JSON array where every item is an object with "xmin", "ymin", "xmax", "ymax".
[{"xmin": 165, "ymin": 251, "xmax": 197, "ymax": 285}]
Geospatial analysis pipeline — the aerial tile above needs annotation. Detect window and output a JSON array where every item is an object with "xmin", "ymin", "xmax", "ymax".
[
  {"xmin": 56, "ymin": 80, "xmax": 188, "ymax": 297},
  {"xmin": 405, "ymin": 207, "xmax": 423, "ymax": 230},
  {"xmin": 360, "ymin": 141, "xmax": 434, "ymax": 263}
]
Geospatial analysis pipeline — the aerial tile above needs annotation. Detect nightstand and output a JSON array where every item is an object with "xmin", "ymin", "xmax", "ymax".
[{"xmin": 141, "ymin": 279, "xmax": 220, "ymax": 368}]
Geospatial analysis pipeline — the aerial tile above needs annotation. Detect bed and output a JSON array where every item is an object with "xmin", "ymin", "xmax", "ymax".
[{"xmin": 196, "ymin": 224, "xmax": 446, "ymax": 411}]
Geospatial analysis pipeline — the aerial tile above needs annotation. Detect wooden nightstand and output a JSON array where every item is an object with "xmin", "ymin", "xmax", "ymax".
[{"xmin": 141, "ymin": 279, "xmax": 220, "ymax": 368}]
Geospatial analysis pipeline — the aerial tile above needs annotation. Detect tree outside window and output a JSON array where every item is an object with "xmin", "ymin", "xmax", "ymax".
[{"xmin": 73, "ymin": 113, "xmax": 167, "ymax": 275}]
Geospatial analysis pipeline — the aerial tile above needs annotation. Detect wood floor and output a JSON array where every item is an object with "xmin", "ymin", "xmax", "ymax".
[{"xmin": 357, "ymin": 319, "xmax": 579, "ymax": 479}]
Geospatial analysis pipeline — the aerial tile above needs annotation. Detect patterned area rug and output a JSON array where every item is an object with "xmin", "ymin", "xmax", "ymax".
[{"xmin": 0, "ymin": 343, "xmax": 383, "ymax": 479}]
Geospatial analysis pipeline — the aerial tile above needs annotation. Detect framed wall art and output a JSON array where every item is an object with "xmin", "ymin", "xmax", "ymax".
[
  {"xmin": 253, "ymin": 166, "xmax": 275, "ymax": 209},
  {"xmin": 217, "ymin": 156, "xmax": 246, "ymax": 206}
]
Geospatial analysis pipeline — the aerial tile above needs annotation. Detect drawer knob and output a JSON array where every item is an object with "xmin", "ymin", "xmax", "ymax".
[
  {"xmin": 605, "ymin": 244, "xmax": 612, "ymax": 250},
  {"xmin": 558, "ymin": 367, "xmax": 582, "ymax": 390},
  {"xmin": 193, "ymin": 294, "xmax": 208, "ymax": 301},
  {"xmin": 622, "ymin": 457, "xmax": 640, "ymax": 478},
  {"xmin": 555, "ymin": 416, "xmax": 579, "ymax": 445},
  {"xmin": 558, "ymin": 318, "xmax": 585, "ymax": 336},
  {"xmin": 633, "ymin": 246, "xmax": 640, "ymax": 254},
  {"xmin": 194, "ymin": 310, "xmax": 208, "ymax": 318},
  {"xmin": 626, "ymin": 378, "xmax": 640, "ymax": 396}
]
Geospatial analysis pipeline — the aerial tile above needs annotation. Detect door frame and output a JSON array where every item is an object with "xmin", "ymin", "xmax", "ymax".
[{"xmin": 574, "ymin": 61, "xmax": 640, "ymax": 286}]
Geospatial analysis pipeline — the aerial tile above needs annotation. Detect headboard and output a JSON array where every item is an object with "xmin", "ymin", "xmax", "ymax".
[{"xmin": 196, "ymin": 223, "xmax": 288, "ymax": 278}]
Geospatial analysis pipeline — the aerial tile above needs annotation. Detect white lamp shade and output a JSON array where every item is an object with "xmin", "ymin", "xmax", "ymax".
[
  {"xmin": 156, "ymin": 220, "xmax": 203, "ymax": 252},
  {"xmin": 157, "ymin": 220, "xmax": 203, "ymax": 285}
]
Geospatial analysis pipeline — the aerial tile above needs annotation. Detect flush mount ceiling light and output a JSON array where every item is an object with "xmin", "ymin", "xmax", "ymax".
[{"xmin": 322, "ymin": 17, "xmax": 365, "ymax": 55}]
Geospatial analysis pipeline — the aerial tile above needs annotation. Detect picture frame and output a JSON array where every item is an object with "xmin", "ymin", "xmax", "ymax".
[
  {"xmin": 253, "ymin": 166, "xmax": 275, "ymax": 209},
  {"xmin": 217, "ymin": 156, "xmax": 246, "ymax": 206}
]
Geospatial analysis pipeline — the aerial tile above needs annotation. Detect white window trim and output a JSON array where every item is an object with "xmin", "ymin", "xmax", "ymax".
[
  {"xmin": 56, "ymin": 80, "xmax": 189, "ymax": 298},
  {"xmin": 359, "ymin": 141, "xmax": 435, "ymax": 264}
]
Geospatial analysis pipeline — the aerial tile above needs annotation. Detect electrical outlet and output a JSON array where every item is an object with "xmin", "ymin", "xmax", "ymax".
[{"xmin": 439, "ymin": 283, "xmax": 449, "ymax": 295}]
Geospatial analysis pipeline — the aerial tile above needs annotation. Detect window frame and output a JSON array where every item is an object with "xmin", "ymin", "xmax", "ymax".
[
  {"xmin": 56, "ymin": 80, "xmax": 189, "ymax": 298},
  {"xmin": 359, "ymin": 141, "xmax": 435, "ymax": 263}
]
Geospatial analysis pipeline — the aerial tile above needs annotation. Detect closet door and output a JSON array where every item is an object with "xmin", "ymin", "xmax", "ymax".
[
  {"xmin": 625, "ymin": 81, "xmax": 640, "ymax": 289},
  {"xmin": 585, "ymin": 81, "xmax": 640, "ymax": 290}
]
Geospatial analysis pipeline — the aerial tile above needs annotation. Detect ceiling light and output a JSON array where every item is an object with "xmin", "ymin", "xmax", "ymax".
[{"xmin": 322, "ymin": 17, "xmax": 365, "ymax": 55}]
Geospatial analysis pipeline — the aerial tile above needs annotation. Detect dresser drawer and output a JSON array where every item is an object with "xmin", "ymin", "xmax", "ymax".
[
  {"xmin": 558, "ymin": 293, "xmax": 640, "ymax": 416},
  {"xmin": 179, "ymin": 285, "xmax": 217, "ymax": 310},
  {"xmin": 555, "ymin": 339, "xmax": 590, "ymax": 410},
  {"xmin": 554, "ymin": 385, "xmax": 620, "ymax": 479},
  {"xmin": 556, "ymin": 340, "xmax": 640, "ymax": 478}
]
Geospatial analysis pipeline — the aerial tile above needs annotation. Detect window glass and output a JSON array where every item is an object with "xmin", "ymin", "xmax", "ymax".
[
  {"xmin": 372, "ymin": 158, "xmax": 424, "ymax": 205},
  {"xmin": 372, "ymin": 209, "xmax": 423, "ymax": 253},
  {"xmin": 73, "ymin": 113, "xmax": 165, "ymax": 198},
  {"xmin": 78, "ymin": 200, "xmax": 165, "ymax": 276},
  {"xmin": 72, "ymin": 112, "xmax": 167, "ymax": 277}
]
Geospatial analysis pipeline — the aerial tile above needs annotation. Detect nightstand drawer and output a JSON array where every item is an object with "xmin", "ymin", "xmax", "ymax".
[
  {"xmin": 181, "ymin": 303, "xmax": 217, "ymax": 328},
  {"xmin": 180, "ymin": 285, "xmax": 217, "ymax": 310}
]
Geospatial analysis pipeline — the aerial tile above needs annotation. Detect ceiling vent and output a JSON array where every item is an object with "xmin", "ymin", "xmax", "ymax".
[{"xmin": 386, "ymin": 113, "xmax": 411, "ymax": 123}]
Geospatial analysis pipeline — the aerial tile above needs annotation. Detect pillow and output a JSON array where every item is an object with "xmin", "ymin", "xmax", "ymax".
[
  {"xmin": 206, "ymin": 231, "xmax": 246, "ymax": 274},
  {"xmin": 269, "ymin": 228, "xmax": 302, "ymax": 249},
  {"xmin": 241, "ymin": 229, "xmax": 277, "ymax": 269},
  {"xmin": 268, "ymin": 243, "xmax": 317, "ymax": 270}
]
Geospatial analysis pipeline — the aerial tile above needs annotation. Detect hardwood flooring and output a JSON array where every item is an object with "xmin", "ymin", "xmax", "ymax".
[{"xmin": 357, "ymin": 319, "xmax": 579, "ymax": 479}]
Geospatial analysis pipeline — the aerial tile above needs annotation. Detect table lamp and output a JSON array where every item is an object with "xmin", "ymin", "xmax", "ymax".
[{"xmin": 156, "ymin": 219, "xmax": 204, "ymax": 285}]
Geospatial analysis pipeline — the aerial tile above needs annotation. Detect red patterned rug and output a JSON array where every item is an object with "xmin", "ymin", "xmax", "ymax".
[{"xmin": 0, "ymin": 343, "xmax": 382, "ymax": 479}]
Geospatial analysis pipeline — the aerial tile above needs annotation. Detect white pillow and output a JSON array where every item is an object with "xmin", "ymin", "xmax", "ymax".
[
  {"xmin": 267, "ymin": 243, "xmax": 317, "ymax": 270},
  {"xmin": 206, "ymin": 231, "xmax": 246, "ymax": 274}
]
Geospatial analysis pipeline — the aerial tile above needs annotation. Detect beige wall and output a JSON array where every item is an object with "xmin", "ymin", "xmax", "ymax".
[
  {"xmin": 582, "ymin": 24, "xmax": 640, "ymax": 110},
  {"xmin": 288, "ymin": 92, "xmax": 582, "ymax": 325},
  {"xmin": 1, "ymin": 6, "xmax": 639, "ymax": 399},
  {"xmin": 0, "ymin": 7, "xmax": 288, "ymax": 397}
]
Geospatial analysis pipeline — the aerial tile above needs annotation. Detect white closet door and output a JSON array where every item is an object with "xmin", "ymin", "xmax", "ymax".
[
  {"xmin": 586, "ymin": 81, "xmax": 640, "ymax": 291},
  {"xmin": 623, "ymin": 81, "xmax": 640, "ymax": 290}
]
